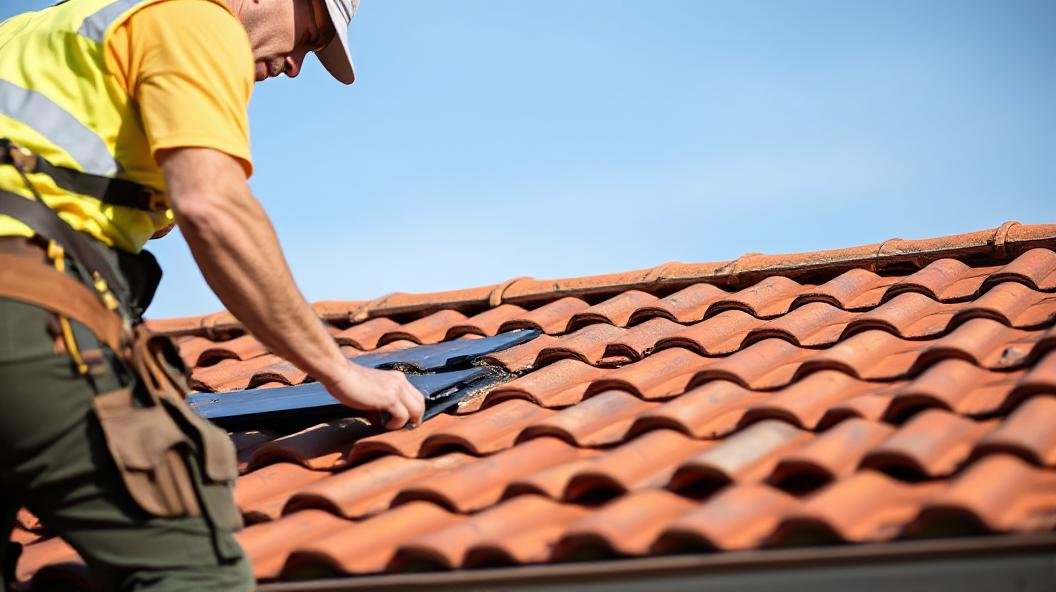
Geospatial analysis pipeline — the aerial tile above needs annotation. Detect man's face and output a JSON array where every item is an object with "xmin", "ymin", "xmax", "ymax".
[{"xmin": 250, "ymin": 0, "xmax": 336, "ymax": 81}]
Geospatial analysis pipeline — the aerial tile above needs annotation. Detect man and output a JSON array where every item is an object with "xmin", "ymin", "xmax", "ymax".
[{"xmin": 0, "ymin": 0, "xmax": 424, "ymax": 589}]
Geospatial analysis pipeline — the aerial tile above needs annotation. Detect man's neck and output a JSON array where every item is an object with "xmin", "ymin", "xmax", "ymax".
[{"xmin": 226, "ymin": 0, "xmax": 246, "ymax": 19}]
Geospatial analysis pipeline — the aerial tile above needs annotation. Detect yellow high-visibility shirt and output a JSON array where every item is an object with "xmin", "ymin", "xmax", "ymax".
[{"xmin": 0, "ymin": 0, "xmax": 254, "ymax": 251}]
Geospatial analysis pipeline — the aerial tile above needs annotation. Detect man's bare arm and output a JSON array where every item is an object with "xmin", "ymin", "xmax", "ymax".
[{"xmin": 159, "ymin": 147, "xmax": 424, "ymax": 429}]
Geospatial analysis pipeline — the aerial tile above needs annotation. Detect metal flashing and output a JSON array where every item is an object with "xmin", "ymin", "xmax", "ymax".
[
  {"xmin": 351, "ymin": 329, "xmax": 539, "ymax": 371},
  {"xmin": 187, "ymin": 330, "xmax": 538, "ymax": 429},
  {"xmin": 187, "ymin": 367, "xmax": 503, "ymax": 429}
]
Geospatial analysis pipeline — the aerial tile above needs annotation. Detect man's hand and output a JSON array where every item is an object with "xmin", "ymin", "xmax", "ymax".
[
  {"xmin": 158, "ymin": 147, "xmax": 424, "ymax": 428},
  {"xmin": 325, "ymin": 365, "xmax": 425, "ymax": 429}
]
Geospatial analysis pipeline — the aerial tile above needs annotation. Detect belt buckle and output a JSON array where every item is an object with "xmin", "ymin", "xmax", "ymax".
[
  {"xmin": 145, "ymin": 188, "xmax": 167, "ymax": 212},
  {"xmin": 1, "ymin": 139, "xmax": 38, "ymax": 174}
]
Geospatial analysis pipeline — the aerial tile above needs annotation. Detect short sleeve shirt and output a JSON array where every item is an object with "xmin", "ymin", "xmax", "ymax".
[{"xmin": 108, "ymin": 0, "xmax": 255, "ymax": 176}]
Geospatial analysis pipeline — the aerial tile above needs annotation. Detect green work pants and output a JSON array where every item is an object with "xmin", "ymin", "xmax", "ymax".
[{"xmin": 0, "ymin": 296, "xmax": 254, "ymax": 591}]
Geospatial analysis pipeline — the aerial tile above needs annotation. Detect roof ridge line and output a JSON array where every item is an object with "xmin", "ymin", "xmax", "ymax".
[{"xmin": 146, "ymin": 221, "xmax": 1056, "ymax": 337}]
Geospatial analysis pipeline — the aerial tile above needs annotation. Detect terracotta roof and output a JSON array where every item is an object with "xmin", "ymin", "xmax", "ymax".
[{"xmin": 13, "ymin": 222, "xmax": 1056, "ymax": 589}]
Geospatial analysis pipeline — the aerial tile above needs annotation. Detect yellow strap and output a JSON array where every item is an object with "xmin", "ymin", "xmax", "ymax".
[
  {"xmin": 93, "ymin": 272, "xmax": 121, "ymax": 311},
  {"xmin": 46, "ymin": 240, "xmax": 65, "ymax": 272},
  {"xmin": 47, "ymin": 240, "xmax": 89, "ymax": 375}
]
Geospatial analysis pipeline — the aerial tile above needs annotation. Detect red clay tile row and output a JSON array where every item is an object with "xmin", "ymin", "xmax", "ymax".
[
  {"xmin": 224, "ymin": 347, "xmax": 1056, "ymax": 476},
  {"xmin": 440, "ymin": 250, "xmax": 1056, "ymax": 338},
  {"xmin": 22, "ymin": 451, "xmax": 1056, "ymax": 586},
  {"xmin": 183, "ymin": 282, "xmax": 1056, "ymax": 393},
  {"xmin": 486, "ymin": 282, "xmax": 1056, "ymax": 371},
  {"xmin": 143, "ymin": 224, "xmax": 1056, "ymax": 339},
  {"xmin": 477, "ymin": 320, "xmax": 1056, "ymax": 408},
  {"xmin": 226, "ymin": 453, "xmax": 1056, "ymax": 581},
  {"xmin": 11, "ymin": 527, "xmax": 42, "ymax": 547},
  {"xmin": 173, "ymin": 325, "xmax": 346, "ymax": 370},
  {"xmin": 14, "ymin": 536, "xmax": 81, "ymax": 588},
  {"xmin": 188, "ymin": 343, "xmax": 403, "ymax": 393},
  {"xmin": 173, "ymin": 249, "xmax": 1056, "ymax": 378},
  {"xmin": 231, "ymin": 393, "xmax": 1056, "ymax": 530}
]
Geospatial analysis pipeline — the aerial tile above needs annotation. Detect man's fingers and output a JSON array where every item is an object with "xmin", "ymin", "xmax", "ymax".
[
  {"xmin": 384, "ymin": 401, "xmax": 410, "ymax": 430},
  {"xmin": 328, "ymin": 367, "xmax": 425, "ymax": 430},
  {"xmin": 403, "ymin": 383, "xmax": 425, "ymax": 427}
]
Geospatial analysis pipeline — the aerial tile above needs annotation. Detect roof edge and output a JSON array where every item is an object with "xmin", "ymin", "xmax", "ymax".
[
  {"xmin": 146, "ymin": 221, "xmax": 1056, "ymax": 337},
  {"xmin": 254, "ymin": 533, "xmax": 1056, "ymax": 592}
]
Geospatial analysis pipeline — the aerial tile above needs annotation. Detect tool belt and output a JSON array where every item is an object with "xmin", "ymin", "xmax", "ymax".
[
  {"xmin": 0, "ymin": 245, "xmax": 241, "ymax": 532},
  {"xmin": 0, "ymin": 140, "xmax": 242, "ymax": 536},
  {"xmin": 0, "ymin": 245, "xmax": 126, "ymax": 353}
]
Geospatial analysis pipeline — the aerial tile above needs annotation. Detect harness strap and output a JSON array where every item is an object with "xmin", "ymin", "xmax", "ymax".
[
  {"xmin": 0, "ymin": 188, "xmax": 126, "ymax": 310},
  {"xmin": 0, "ymin": 252, "xmax": 126, "ymax": 353},
  {"xmin": 1, "ymin": 138, "xmax": 164, "ymax": 212}
]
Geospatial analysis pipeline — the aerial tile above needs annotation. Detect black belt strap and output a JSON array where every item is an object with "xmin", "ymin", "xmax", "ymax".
[
  {"xmin": 0, "ymin": 138, "xmax": 163, "ymax": 212},
  {"xmin": 0, "ymin": 189, "xmax": 126, "ymax": 307}
]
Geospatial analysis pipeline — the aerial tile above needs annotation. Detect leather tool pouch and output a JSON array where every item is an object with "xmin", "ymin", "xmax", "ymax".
[
  {"xmin": 92, "ymin": 387, "xmax": 202, "ymax": 517},
  {"xmin": 93, "ymin": 328, "xmax": 243, "ymax": 537}
]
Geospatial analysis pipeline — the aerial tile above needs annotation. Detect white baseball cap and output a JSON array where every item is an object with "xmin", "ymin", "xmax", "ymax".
[{"xmin": 316, "ymin": 0, "xmax": 359, "ymax": 84}]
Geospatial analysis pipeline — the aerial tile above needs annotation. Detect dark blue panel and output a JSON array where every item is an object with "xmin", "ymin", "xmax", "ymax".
[
  {"xmin": 187, "ymin": 366, "xmax": 496, "ymax": 429},
  {"xmin": 350, "ymin": 328, "xmax": 539, "ymax": 371}
]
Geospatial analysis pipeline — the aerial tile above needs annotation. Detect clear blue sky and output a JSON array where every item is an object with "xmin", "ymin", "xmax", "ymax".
[{"xmin": 4, "ymin": 0, "xmax": 1054, "ymax": 319}]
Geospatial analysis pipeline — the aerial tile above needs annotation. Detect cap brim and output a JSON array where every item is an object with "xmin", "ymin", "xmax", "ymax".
[{"xmin": 316, "ymin": 0, "xmax": 356, "ymax": 84}]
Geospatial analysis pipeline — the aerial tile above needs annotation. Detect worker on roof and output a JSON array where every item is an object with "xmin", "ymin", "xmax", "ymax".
[{"xmin": 0, "ymin": 0, "xmax": 424, "ymax": 589}]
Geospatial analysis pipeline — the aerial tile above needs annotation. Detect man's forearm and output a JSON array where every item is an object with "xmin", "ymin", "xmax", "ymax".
[
  {"xmin": 162, "ymin": 149, "xmax": 346, "ymax": 386},
  {"xmin": 159, "ymin": 147, "xmax": 424, "ymax": 428}
]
